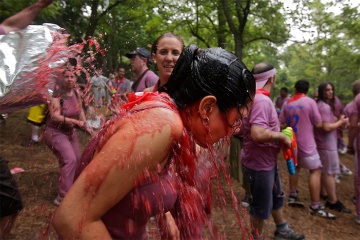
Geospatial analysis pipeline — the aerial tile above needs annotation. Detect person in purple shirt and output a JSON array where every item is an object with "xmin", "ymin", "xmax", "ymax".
[
  {"xmin": 241, "ymin": 62, "xmax": 305, "ymax": 240},
  {"xmin": 314, "ymin": 82, "xmax": 350, "ymax": 214},
  {"xmin": 275, "ymin": 87, "xmax": 290, "ymax": 112},
  {"xmin": 334, "ymin": 95, "xmax": 353, "ymax": 179},
  {"xmin": 125, "ymin": 47, "xmax": 159, "ymax": 92},
  {"xmin": 346, "ymin": 79, "xmax": 360, "ymax": 224},
  {"xmin": 279, "ymin": 79, "xmax": 335, "ymax": 219}
]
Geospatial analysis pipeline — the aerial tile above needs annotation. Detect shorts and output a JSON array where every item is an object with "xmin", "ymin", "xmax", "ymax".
[
  {"xmin": 0, "ymin": 156, "xmax": 23, "ymax": 217},
  {"xmin": 298, "ymin": 153, "xmax": 322, "ymax": 170},
  {"xmin": 243, "ymin": 165, "xmax": 284, "ymax": 219},
  {"xmin": 318, "ymin": 149, "xmax": 340, "ymax": 175}
]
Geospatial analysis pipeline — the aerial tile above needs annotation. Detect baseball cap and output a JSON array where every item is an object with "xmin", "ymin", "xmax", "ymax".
[{"xmin": 125, "ymin": 47, "xmax": 152, "ymax": 66}]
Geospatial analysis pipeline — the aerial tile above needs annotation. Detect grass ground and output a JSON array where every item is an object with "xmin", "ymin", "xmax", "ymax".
[{"xmin": 1, "ymin": 108, "xmax": 359, "ymax": 239}]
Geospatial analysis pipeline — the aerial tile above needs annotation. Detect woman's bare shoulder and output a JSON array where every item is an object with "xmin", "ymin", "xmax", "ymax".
[{"xmin": 131, "ymin": 102, "xmax": 184, "ymax": 140}]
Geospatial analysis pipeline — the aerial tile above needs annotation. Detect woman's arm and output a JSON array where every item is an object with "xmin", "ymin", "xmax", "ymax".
[
  {"xmin": 48, "ymin": 95, "xmax": 85, "ymax": 128},
  {"xmin": 52, "ymin": 107, "xmax": 183, "ymax": 239}
]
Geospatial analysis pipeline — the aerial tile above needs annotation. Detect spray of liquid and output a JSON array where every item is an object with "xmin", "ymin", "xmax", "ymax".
[{"xmin": 28, "ymin": 31, "xmax": 253, "ymax": 238}]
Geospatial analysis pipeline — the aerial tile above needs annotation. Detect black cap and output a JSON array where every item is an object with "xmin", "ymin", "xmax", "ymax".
[{"xmin": 125, "ymin": 47, "xmax": 152, "ymax": 66}]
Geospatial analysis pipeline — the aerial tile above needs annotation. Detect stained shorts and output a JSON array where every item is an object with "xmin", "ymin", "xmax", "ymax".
[
  {"xmin": 243, "ymin": 165, "xmax": 284, "ymax": 219},
  {"xmin": 298, "ymin": 153, "xmax": 322, "ymax": 170},
  {"xmin": 0, "ymin": 156, "xmax": 23, "ymax": 217},
  {"xmin": 318, "ymin": 149, "xmax": 340, "ymax": 175}
]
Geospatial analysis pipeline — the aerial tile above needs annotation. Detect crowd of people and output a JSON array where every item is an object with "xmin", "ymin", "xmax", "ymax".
[{"xmin": 1, "ymin": 1, "xmax": 360, "ymax": 240}]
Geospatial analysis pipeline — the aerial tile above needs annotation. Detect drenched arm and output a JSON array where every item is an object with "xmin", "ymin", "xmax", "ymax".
[
  {"xmin": 52, "ymin": 107, "xmax": 183, "ymax": 239},
  {"xmin": 251, "ymin": 125, "xmax": 291, "ymax": 148},
  {"xmin": 0, "ymin": 0, "xmax": 53, "ymax": 34}
]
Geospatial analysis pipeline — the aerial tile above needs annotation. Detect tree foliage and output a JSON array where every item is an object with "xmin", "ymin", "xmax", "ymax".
[
  {"xmin": 279, "ymin": 0, "xmax": 360, "ymax": 102},
  {"xmin": 1, "ymin": 0, "xmax": 359, "ymax": 102}
]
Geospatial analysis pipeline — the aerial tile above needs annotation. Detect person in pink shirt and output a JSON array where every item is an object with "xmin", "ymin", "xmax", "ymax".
[
  {"xmin": 346, "ymin": 79, "xmax": 360, "ymax": 224},
  {"xmin": 279, "ymin": 79, "xmax": 335, "ymax": 219},
  {"xmin": 275, "ymin": 87, "xmax": 290, "ymax": 113},
  {"xmin": 314, "ymin": 82, "xmax": 350, "ymax": 213},
  {"xmin": 125, "ymin": 47, "xmax": 159, "ymax": 92},
  {"xmin": 241, "ymin": 62, "xmax": 305, "ymax": 240}
]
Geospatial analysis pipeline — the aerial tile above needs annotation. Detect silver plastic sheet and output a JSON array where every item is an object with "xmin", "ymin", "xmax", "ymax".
[{"xmin": 0, "ymin": 23, "xmax": 82, "ymax": 113}]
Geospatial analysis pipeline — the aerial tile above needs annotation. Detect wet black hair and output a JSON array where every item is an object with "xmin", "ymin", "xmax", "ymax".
[
  {"xmin": 158, "ymin": 45, "xmax": 255, "ymax": 112},
  {"xmin": 317, "ymin": 81, "xmax": 336, "ymax": 112},
  {"xmin": 295, "ymin": 79, "xmax": 310, "ymax": 94}
]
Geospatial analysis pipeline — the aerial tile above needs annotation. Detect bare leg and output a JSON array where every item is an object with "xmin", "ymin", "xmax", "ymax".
[
  {"xmin": 321, "ymin": 174, "xmax": 337, "ymax": 203},
  {"xmin": 250, "ymin": 215, "xmax": 264, "ymax": 238},
  {"xmin": 272, "ymin": 208, "xmax": 285, "ymax": 225},
  {"xmin": 309, "ymin": 168, "xmax": 322, "ymax": 202},
  {"xmin": 289, "ymin": 166, "xmax": 301, "ymax": 191}
]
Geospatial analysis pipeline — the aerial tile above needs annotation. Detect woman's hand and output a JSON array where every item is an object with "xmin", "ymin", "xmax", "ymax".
[
  {"xmin": 165, "ymin": 212, "xmax": 180, "ymax": 240},
  {"xmin": 76, "ymin": 120, "xmax": 85, "ymax": 128}
]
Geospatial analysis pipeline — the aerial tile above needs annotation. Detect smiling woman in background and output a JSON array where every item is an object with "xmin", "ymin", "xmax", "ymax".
[{"xmin": 145, "ymin": 32, "xmax": 185, "ymax": 92}]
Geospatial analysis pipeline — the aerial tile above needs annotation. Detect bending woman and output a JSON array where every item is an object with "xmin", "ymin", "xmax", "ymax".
[
  {"xmin": 44, "ymin": 69, "xmax": 88, "ymax": 206},
  {"xmin": 52, "ymin": 45, "xmax": 255, "ymax": 239}
]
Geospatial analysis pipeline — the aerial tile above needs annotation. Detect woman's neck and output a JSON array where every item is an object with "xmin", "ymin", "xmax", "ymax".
[
  {"xmin": 159, "ymin": 76, "xmax": 169, "ymax": 87},
  {"xmin": 61, "ymin": 88, "xmax": 73, "ymax": 97}
]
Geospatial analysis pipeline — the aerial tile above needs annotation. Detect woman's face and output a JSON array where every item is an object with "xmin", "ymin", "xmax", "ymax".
[
  {"xmin": 188, "ymin": 103, "xmax": 251, "ymax": 147},
  {"xmin": 63, "ymin": 70, "xmax": 76, "ymax": 89},
  {"xmin": 153, "ymin": 37, "xmax": 183, "ymax": 85}
]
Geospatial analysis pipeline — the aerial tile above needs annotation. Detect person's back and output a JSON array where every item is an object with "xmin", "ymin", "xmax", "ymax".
[
  {"xmin": 279, "ymin": 79, "xmax": 336, "ymax": 219},
  {"xmin": 280, "ymin": 95, "xmax": 321, "ymax": 157},
  {"xmin": 133, "ymin": 70, "xmax": 158, "ymax": 92}
]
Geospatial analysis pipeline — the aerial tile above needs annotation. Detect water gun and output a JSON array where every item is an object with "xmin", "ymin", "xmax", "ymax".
[{"xmin": 281, "ymin": 127, "xmax": 297, "ymax": 175}]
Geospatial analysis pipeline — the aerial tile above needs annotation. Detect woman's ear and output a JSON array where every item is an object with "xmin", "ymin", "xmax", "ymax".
[{"xmin": 198, "ymin": 96, "xmax": 217, "ymax": 119}]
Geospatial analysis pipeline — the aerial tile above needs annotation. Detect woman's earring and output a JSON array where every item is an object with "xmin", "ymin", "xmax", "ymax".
[{"xmin": 203, "ymin": 116, "xmax": 210, "ymax": 125}]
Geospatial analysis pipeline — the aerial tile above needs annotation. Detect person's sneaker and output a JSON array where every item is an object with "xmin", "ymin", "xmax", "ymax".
[
  {"xmin": 340, "ymin": 165, "xmax": 352, "ymax": 176},
  {"xmin": 325, "ymin": 200, "xmax": 351, "ymax": 213},
  {"xmin": 288, "ymin": 195, "xmax": 304, "ymax": 208},
  {"xmin": 309, "ymin": 205, "xmax": 336, "ymax": 219},
  {"xmin": 335, "ymin": 174, "xmax": 341, "ymax": 183},
  {"xmin": 356, "ymin": 215, "xmax": 360, "ymax": 224},
  {"xmin": 240, "ymin": 195, "xmax": 251, "ymax": 208},
  {"xmin": 338, "ymin": 146, "xmax": 347, "ymax": 154},
  {"xmin": 274, "ymin": 228, "xmax": 305, "ymax": 240}
]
